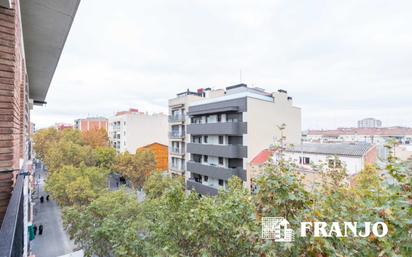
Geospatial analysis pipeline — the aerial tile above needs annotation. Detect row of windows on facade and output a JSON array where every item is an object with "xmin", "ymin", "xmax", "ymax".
[
  {"xmin": 193, "ymin": 173, "xmax": 226, "ymax": 186},
  {"xmin": 191, "ymin": 113, "xmax": 240, "ymax": 124},
  {"xmin": 191, "ymin": 135, "xmax": 225, "ymax": 144}
]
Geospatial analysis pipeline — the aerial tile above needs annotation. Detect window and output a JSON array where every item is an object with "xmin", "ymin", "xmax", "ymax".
[
  {"xmin": 204, "ymin": 135, "xmax": 208, "ymax": 143},
  {"xmin": 219, "ymin": 157, "xmax": 224, "ymax": 165},
  {"xmin": 205, "ymin": 115, "xmax": 209, "ymax": 123},
  {"xmin": 204, "ymin": 176, "xmax": 208, "ymax": 182},
  {"xmin": 328, "ymin": 159, "xmax": 342, "ymax": 168},
  {"xmin": 203, "ymin": 155, "xmax": 208, "ymax": 162},
  {"xmin": 218, "ymin": 179, "xmax": 224, "ymax": 186},
  {"xmin": 219, "ymin": 136, "xmax": 224, "ymax": 144},
  {"xmin": 217, "ymin": 114, "xmax": 221, "ymax": 122},
  {"xmin": 299, "ymin": 157, "xmax": 310, "ymax": 164}
]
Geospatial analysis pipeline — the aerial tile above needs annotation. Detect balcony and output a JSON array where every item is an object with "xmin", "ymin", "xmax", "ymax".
[
  {"xmin": 169, "ymin": 131, "xmax": 185, "ymax": 140},
  {"xmin": 186, "ymin": 179, "xmax": 218, "ymax": 196},
  {"xmin": 0, "ymin": 174, "xmax": 25, "ymax": 257},
  {"xmin": 169, "ymin": 115, "xmax": 185, "ymax": 123},
  {"xmin": 187, "ymin": 122, "xmax": 247, "ymax": 135},
  {"xmin": 169, "ymin": 164, "xmax": 185, "ymax": 174},
  {"xmin": 169, "ymin": 147, "xmax": 185, "ymax": 156},
  {"xmin": 186, "ymin": 143, "xmax": 247, "ymax": 158},
  {"xmin": 186, "ymin": 161, "xmax": 246, "ymax": 181}
]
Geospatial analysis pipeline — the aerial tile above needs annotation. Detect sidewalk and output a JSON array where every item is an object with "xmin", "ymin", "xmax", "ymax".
[{"xmin": 31, "ymin": 164, "xmax": 76, "ymax": 257}]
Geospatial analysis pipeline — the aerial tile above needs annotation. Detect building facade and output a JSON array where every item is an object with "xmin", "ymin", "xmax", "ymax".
[
  {"xmin": 108, "ymin": 108, "xmax": 168, "ymax": 153},
  {"xmin": 358, "ymin": 118, "xmax": 382, "ymax": 128},
  {"xmin": 168, "ymin": 84, "xmax": 301, "ymax": 195},
  {"xmin": 137, "ymin": 143, "xmax": 169, "ymax": 172},
  {"xmin": 0, "ymin": 0, "xmax": 79, "ymax": 256},
  {"xmin": 74, "ymin": 117, "xmax": 108, "ymax": 132}
]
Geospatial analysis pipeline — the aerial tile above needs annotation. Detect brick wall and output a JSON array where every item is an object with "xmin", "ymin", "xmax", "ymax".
[
  {"xmin": 364, "ymin": 145, "xmax": 378, "ymax": 165},
  {"xmin": 0, "ymin": 0, "xmax": 27, "ymax": 223}
]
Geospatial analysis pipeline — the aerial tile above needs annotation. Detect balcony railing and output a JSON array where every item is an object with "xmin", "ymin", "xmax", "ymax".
[
  {"xmin": 0, "ymin": 174, "xmax": 25, "ymax": 257},
  {"xmin": 168, "ymin": 115, "xmax": 185, "ymax": 123},
  {"xmin": 169, "ymin": 131, "xmax": 185, "ymax": 139},
  {"xmin": 169, "ymin": 147, "xmax": 185, "ymax": 156},
  {"xmin": 186, "ymin": 179, "xmax": 218, "ymax": 196},
  {"xmin": 186, "ymin": 161, "xmax": 246, "ymax": 181}
]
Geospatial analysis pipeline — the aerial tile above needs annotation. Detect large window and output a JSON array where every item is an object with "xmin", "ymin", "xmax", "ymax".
[
  {"xmin": 219, "ymin": 136, "xmax": 224, "ymax": 144},
  {"xmin": 204, "ymin": 135, "xmax": 208, "ymax": 143}
]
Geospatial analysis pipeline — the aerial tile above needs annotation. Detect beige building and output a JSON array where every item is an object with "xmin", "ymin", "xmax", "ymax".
[
  {"xmin": 109, "ymin": 108, "xmax": 168, "ymax": 153},
  {"xmin": 168, "ymin": 84, "xmax": 301, "ymax": 195}
]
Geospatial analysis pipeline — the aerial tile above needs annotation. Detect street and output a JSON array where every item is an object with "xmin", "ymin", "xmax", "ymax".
[{"xmin": 31, "ymin": 163, "xmax": 77, "ymax": 257}]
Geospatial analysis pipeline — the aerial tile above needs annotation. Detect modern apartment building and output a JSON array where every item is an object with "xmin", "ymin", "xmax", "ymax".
[
  {"xmin": 0, "ymin": 1, "xmax": 79, "ymax": 256},
  {"xmin": 358, "ymin": 118, "xmax": 382, "ymax": 128},
  {"xmin": 74, "ymin": 117, "xmax": 108, "ymax": 132},
  {"xmin": 168, "ymin": 84, "xmax": 301, "ymax": 195},
  {"xmin": 108, "ymin": 108, "xmax": 168, "ymax": 153}
]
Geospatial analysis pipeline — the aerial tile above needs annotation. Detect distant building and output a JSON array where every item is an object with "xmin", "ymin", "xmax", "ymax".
[
  {"xmin": 358, "ymin": 118, "xmax": 382, "ymax": 128},
  {"xmin": 138, "ymin": 143, "xmax": 169, "ymax": 172},
  {"xmin": 249, "ymin": 142, "xmax": 377, "ymax": 191},
  {"xmin": 54, "ymin": 123, "xmax": 73, "ymax": 131},
  {"xmin": 306, "ymin": 127, "xmax": 412, "ymax": 145},
  {"xmin": 168, "ymin": 84, "xmax": 302, "ymax": 195},
  {"xmin": 108, "ymin": 108, "xmax": 168, "ymax": 153},
  {"xmin": 74, "ymin": 117, "xmax": 108, "ymax": 132}
]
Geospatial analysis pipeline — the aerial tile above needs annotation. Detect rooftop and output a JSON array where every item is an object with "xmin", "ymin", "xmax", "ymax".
[
  {"xmin": 286, "ymin": 143, "xmax": 374, "ymax": 157},
  {"xmin": 307, "ymin": 127, "xmax": 412, "ymax": 136}
]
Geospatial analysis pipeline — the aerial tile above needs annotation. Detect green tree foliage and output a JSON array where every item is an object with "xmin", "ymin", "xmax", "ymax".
[
  {"xmin": 95, "ymin": 146, "xmax": 117, "ymax": 171},
  {"xmin": 114, "ymin": 150, "xmax": 156, "ymax": 190},
  {"xmin": 63, "ymin": 190, "xmax": 144, "ymax": 257},
  {"xmin": 143, "ymin": 172, "xmax": 184, "ymax": 200},
  {"xmin": 45, "ymin": 165, "xmax": 108, "ymax": 206},
  {"xmin": 32, "ymin": 128, "xmax": 61, "ymax": 160}
]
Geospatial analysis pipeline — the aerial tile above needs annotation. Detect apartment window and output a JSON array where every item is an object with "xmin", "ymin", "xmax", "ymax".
[
  {"xmin": 203, "ymin": 155, "xmax": 208, "ymax": 162},
  {"xmin": 192, "ymin": 117, "xmax": 201, "ymax": 124},
  {"xmin": 204, "ymin": 176, "xmax": 208, "ymax": 182},
  {"xmin": 218, "ymin": 179, "xmax": 224, "ymax": 186},
  {"xmin": 193, "ymin": 136, "xmax": 201, "ymax": 143},
  {"xmin": 204, "ymin": 135, "xmax": 208, "ymax": 143},
  {"xmin": 205, "ymin": 115, "xmax": 209, "ymax": 123},
  {"xmin": 219, "ymin": 136, "xmax": 224, "ymax": 144},
  {"xmin": 217, "ymin": 114, "xmax": 221, "ymax": 122},
  {"xmin": 299, "ymin": 157, "xmax": 310, "ymax": 164},
  {"xmin": 218, "ymin": 157, "xmax": 224, "ymax": 165}
]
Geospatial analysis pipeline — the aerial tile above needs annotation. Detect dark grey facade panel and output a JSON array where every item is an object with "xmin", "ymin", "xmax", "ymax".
[
  {"xmin": 187, "ymin": 122, "xmax": 247, "ymax": 135},
  {"xmin": 188, "ymin": 97, "xmax": 247, "ymax": 116},
  {"xmin": 187, "ymin": 161, "xmax": 246, "ymax": 181},
  {"xmin": 187, "ymin": 143, "xmax": 247, "ymax": 158},
  {"xmin": 186, "ymin": 179, "xmax": 218, "ymax": 196}
]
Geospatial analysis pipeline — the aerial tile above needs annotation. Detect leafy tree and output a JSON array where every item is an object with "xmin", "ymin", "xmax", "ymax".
[
  {"xmin": 143, "ymin": 172, "xmax": 184, "ymax": 200},
  {"xmin": 32, "ymin": 128, "xmax": 61, "ymax": 160},
  {"xmin": 45, "ymin": 165, "xmax": 108, "ymax": 206},
  {"xmin": 95, "ymin": 146, "xmax": 117, "ymax": 171},
  {"xmin": 63, "ymin": 190, "xmax": 145, "ymax": 257},
  {"xmin": 44, "ymin": 140, "xmax": 96, "ymax": 172},
  {"xmin": 82, "ymin": 128, "xmax": 109, "ymax": 148},
  {"xmin": 114, "ymin": 150, "xmax": 156, "ymax": 190}
]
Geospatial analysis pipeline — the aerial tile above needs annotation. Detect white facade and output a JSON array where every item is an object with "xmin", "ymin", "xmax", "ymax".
[
  {"xmin": 358, "ymin": 118, "xmax": 382, "ymax": 128},
  {"xmin": 109, "ymin": 111, "xmax": 168, "ymax": 153},
  {"xmin": 283, "ymin": 151, "xmax": 365, "ymax": 175}
]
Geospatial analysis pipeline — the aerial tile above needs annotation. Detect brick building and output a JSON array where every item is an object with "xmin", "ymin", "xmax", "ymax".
[
  {"xmin": 0, "ymin": 0, "xmax": 79, "ymax": 256},
  {"xmin": 74, "ymin": 117, "xmax": 108, "ymax": 132}
]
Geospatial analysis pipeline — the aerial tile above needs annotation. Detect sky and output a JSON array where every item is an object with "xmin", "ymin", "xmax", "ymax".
[{"xmin": 31, "ymin": 0, "xmax": 412, "ymax": 130}]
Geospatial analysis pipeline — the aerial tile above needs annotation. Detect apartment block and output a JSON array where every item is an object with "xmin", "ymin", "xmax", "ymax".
[
  {"xmin": 74, "ymin": 117, "xmax": 108, "ymax": 132},
  {"xmin": 358, "ymin": 118, "xmax": 382, "ymax": 128},
  {"xmin": 168, "ymin": 84, "xmax": 301, "ymax": 195},
  {"xmin": 108, "ymin": 108, "xmax": 168, "ymax": 153}
]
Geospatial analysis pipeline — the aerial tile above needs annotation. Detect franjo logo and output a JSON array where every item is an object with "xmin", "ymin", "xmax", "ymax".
[{"xmin": 262, "ymin": 217, "xmax": 388, "ymax": 242}]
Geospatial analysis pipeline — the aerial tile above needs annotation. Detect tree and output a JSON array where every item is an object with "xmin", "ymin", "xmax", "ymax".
[
  {"xmin": 114, "ymin": 150, "xmax": 156, "ymax": 190},
  {"xmin": 32, "ymin": 128, "xmax": 61, "ymax": 160},
  {"xmin": 44, "ymin": 140, "xmax": 96, "ymax": 172},
  {"xmin": 143, "ymin": 172, "xmax": 184, "ymax": 200},
  {"xmin": 95, "ymin": 146, "xmax": 116, "ymax": 171},
  {"xmin": 63, "ymin": 190, "xmax": 145, "ymax": 257},
  {"xmin": 45, "ymin": 165, "xmax": 108, "ymax": 206},
  {"xmin": 82, "ymin": 128, "xmax": 109, "ymax": 148}
]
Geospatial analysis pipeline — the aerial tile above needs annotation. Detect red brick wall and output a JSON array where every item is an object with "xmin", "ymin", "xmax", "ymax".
[
  {"xmin": 0, "ymin": 0, "xmax": 27, "ymax": 223},
  {"xmin": 364, "ymin": 145, "xmax": 377, "ymax": 165},
  {"xmin": 79, "ymin": 119, "xmax": 108, "ymax": 132}
]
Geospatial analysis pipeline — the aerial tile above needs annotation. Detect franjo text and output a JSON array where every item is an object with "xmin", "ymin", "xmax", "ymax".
[{"xmin": 300, "ymin": 222, "xmax": 388, "ymax": 238}]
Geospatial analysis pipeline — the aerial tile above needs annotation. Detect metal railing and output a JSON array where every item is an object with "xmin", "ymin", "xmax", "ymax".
[
  {"xmin": 169, "ymin": 147, "xmax": 184, "ymax": 155},
  {"xmin": 0, "ymin": 174, "xmax": 25, "ymax": 257},
  {"xmin": 168, "ymin": 115, "xmax": 185, "ymax": 123},
  {"xmin": 168, "ymin": 131, "xmax": 185, "ymax": 139}
]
